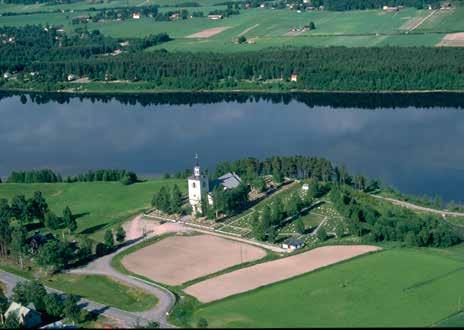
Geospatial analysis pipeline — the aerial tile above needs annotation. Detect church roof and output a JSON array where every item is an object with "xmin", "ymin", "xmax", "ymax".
[{"xmin": 212, "ymin": 172, "xmax": 242, "ymax": 190}]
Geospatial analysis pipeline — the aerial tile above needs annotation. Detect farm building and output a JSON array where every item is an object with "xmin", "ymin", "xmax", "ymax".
[
  {"xmin": 282, "ymin": 237, "xmax": 305, "ymax": 251},
  {"xmin": 208, "ymin": 14, "xmax": 224, "ymax": 20},
  {"xmin": 382, "ymin": 6, "xmax": 399, "ymax": 12},
  {"xmin": 4, "ymin": 302, "xmax": 42, "ymax": 328},
  {"xmin": 291, "ymin": 74, "xmax": 298, "ymax": 82}
]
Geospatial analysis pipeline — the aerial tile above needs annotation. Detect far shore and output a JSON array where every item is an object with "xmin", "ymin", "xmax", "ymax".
[{"xmin": 2, "ymin": 86, "xmax": 464, "ymax": 96}]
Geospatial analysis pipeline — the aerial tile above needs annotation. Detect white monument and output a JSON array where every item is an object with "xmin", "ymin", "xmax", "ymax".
[{"xmin": 188, "ymin": 154, "xmax": 209, "ymax": 215}]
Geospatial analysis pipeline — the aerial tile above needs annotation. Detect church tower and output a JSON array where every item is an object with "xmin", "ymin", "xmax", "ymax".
[{"xmin": 188, "ymin": 154, "xmax": 209, "ymax": 215}]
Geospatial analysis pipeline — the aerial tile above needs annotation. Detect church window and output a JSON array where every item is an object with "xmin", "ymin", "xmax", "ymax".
[{"xmin": 192, "ymin": 182, "xmax": 196, "ymax": 188}]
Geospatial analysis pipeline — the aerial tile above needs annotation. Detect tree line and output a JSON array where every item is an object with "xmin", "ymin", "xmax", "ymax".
[
  {"xmin": 151, "ymin": 184, "xmax": 183, "ymax": 215},
  {"xmin": 0, "ymin": 191, "xmax": 127, "ymax": 273},
  {"xmin": 5, "ymin": 168, "xmax": 138, "ymax": 185},
  {"xmin": 6, "ymin": 44, "xmax": 464, "ymax": 92}
]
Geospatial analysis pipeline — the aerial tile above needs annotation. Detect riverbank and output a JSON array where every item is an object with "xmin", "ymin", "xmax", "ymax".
[{"xmin": 3, "ymin": 85, "xmax": 464, "ymax": 96}]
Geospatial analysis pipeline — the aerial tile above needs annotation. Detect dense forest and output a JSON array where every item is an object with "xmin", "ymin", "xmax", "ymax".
[{"xmin": 2, "ymin": 25, "xmax": 464, "ymax": 92}]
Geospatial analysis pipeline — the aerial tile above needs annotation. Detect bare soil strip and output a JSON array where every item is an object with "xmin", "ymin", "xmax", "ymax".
[
  {"xmin": 437, "ymin": 32, "xmax": 464, "ymax": 47},
  {"xmin": 184, "ymin": 245, "xmax": 381, "ymax": 303},
  {"xmin": 123, "ymin": 215, "xmax": 191, "ymax": 240},
  {"xmin": 238, "ymin": 24, "xmax": 259, "ymax": 37},
  {"xmin": 122, "ymin": 234, "xmax": 266, "ymax": 285},
  {"xmin": 400, "ymin": 10, "xmax": 437, "ymax": 31},
  {"xmin": 186, "ymin": 26, "xmax": 231, "ymax": 39}
]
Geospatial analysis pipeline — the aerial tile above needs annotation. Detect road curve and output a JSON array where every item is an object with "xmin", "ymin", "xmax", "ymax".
[
  {"xmin": 69, "ymin": 236, "xmax": 176, "ymax": 328},
  {"xmin": 370, "ymin": 194, "xmax": 464, "ymax": 217},
  {"xmin": 0, "ymin": 269, "xmax": 157, "ymax": 328}
]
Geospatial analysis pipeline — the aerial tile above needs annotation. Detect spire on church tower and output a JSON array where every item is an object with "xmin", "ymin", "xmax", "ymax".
[{"xmin": 194, "ymin": 153, "xmax": 201, "ymax": 177}]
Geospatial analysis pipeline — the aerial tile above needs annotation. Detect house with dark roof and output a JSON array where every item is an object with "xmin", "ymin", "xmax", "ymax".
[
  {"xmin": 4, "ymin": 302, "xmax": 42, "ymax": 328},
  {"xmin": 27, "ymin": 232, "xmax": 55, "ymax": 254}
]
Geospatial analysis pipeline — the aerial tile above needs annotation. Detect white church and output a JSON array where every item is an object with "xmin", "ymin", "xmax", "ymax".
[{"xmin": 188, "ymin": 155, "xmax": 242, "ymax": 215}]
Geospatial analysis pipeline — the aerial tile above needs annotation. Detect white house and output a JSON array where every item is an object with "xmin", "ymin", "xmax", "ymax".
[
  {"xmin": 67, "ymin": 74, "xmax": 78, "ymax": 81},
  {"xmin": 188, "ymin": 155, "xmax": 242, "ymax": 215},
  {"xmin": 132, "ymin": 12, "xmax": 141, "ymax": 19},
  {"xmin": 4, "ymin": 302, "xmax": 42, "ymax": 328},
  {"xmin": 302, "ymin": 183, "xmax": 309, "ymax": 191},
  {"xmin": 282, "ymin": 237, "xmax": 305, "ymax": 251}
]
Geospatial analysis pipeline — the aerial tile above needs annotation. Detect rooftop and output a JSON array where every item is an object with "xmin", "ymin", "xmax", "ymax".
[
  {"xmin": 212, "ymin": 172, "xmax": 242, "ymax": 190},
  {"xmin": 283, "ymin": 237, "xmax": 304, "ymax": 246}
]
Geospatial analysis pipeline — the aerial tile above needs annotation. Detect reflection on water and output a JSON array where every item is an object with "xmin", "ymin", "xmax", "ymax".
[{"xmin": 0, "ymin": 92, "xmax": 463, "ymax": 202}]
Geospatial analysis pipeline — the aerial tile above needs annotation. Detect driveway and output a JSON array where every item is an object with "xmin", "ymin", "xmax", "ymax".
[{"xmin": 69, "ymin": 235, "xmax": 176, "ymax": 328}]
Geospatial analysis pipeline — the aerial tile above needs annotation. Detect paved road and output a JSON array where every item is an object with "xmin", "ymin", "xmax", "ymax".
[
  {"xmin": 69, "ymin": 236, "xmax": 176, "ymax": 328},
  {"xmin": 371, "ymin": 195, "xmax": 464, "ymax": 217},
  {"xmin": 0, "ymin": 269, "xmax": 154, "ymax": 328}
]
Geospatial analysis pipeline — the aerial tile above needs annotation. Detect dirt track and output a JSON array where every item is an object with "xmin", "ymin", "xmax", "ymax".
[
  {"xmin": 186, "ymin": 26, "xmax": 231, "ymax": 38},
  {"xmin": 122, "ymin": 234, "xmax": 267, "ymax": 285},
  {"xmin": 184, "ymin": 245, "xmax": 381, "ymax": 303},
  {"xmin": 371, "ymin": 194, "xmax": 464, "ymax": 217}
]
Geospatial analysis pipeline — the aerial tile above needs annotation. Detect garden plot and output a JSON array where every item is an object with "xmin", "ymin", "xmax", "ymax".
[
  {"xmin": 121, "ymin": 234, "xmax": 266, "ymax": 285},
  {"xmin": 184, "ymin": 245, "xmax": 381, "ymax": 303}
]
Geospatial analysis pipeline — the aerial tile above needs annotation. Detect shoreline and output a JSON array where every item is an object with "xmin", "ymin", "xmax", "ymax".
[{"xmin": 3, "ymin": 86, "xmax": 464, "ymax": 96}]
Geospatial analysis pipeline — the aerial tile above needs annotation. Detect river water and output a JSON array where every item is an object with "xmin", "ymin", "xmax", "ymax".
[{"xmin": 1, "ymin": 92, "xmax": 463, "ymax": 202}]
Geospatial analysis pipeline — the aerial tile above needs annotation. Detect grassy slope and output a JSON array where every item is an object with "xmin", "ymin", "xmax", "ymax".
[
  {"xmin": 194, "ymin": 246, "xmax": 464, "ymax": 327},
  {"xmin": 42, "ymin": 274, "xmax": 157, "ymax": 312},
  {"xmin": 0, "ymin": 179, "xmax": 186, "ymax": 241},
  {"xmin": 0, "ymin": 259, "xmax": 158, "ymax": 312}
]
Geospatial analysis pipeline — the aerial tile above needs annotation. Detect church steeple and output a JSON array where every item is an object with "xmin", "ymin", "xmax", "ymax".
[
  {"xmin": 194, "ymin": 153, "xmax": 201, "ymax": 177},
  {"xmin": 188, "ymin": 153, "xmax": 210, "ymax": 216}
]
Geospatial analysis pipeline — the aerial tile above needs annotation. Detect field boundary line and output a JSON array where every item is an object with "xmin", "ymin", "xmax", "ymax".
[{"xmin": 403, "ymin": 267, "xmax": 464, "ymax": 292}]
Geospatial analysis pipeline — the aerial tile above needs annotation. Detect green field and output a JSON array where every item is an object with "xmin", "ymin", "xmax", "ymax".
[
  {"xmin": 436, "ymin": 312, "xmax": 464, "ymax": 327},
  {"xmin": 1, "ymin": 4, "xmax": 463, "ymax": 50},
  {"xmin": 0, "ymin": 179, "xmax": 186, "ymax": 241},
  {"xmin": 43, "ymin": 274, "xmax": 158, "ymax": 312},
  {"xmin": 194, "ymin": 246, "xmax": 464, "ymax": 327}
]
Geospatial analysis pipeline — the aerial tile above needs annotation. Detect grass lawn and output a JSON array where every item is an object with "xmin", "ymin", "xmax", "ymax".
[
  {"xmin": 42, "ymin": 274, "xmax": 158, "ymax": 312},
  {"xmin": 0, "ymin": 179, "xmax": 186, "ymax": 241},
  {"xmin": 194, "ymin": 247, "xmax": 464, "ymax": 327},
  {"xmin": 435, "ymin": 312, "xmax": 464, "ymax": 327}
]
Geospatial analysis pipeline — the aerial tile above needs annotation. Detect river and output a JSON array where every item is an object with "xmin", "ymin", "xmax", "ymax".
[{"xmin": 1, "ymin": 92, "xmax": 463, "ymax": 202}]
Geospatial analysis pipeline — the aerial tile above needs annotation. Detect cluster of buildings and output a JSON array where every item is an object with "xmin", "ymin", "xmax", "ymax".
[{"xmin": 188, "ymin": 156, "xmax": 242, "ymax": 215}]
